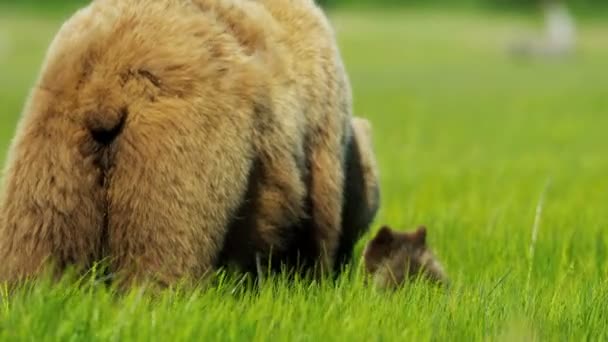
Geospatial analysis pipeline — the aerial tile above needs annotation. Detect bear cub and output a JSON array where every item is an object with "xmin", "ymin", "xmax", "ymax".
[{"xmin": 363, "ymin": 225, "xmax": 448, "ymax": 289}]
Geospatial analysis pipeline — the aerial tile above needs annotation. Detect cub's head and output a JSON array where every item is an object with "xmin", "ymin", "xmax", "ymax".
[{"xmin": 363, "ymin": 225, "xmax": 447, "ymax": 289}]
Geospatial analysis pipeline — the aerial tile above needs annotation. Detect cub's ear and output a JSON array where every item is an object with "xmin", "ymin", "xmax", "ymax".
[
  {"xmin": 372, "ymin": 226, "xmax": 394, "ymax": 245},
  {"xmin": 412, "ymin": 225, "xmax": 427, "ymax": 247}
]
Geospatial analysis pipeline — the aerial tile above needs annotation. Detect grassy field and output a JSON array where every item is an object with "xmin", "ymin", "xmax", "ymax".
[{"xmin": 1, "ymin": 6, "xmax": 608, "ymax": 341}]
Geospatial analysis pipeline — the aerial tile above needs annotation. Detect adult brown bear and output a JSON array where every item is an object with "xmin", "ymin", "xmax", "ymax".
[{"xmin": 0, "ymin": 0, "xmax": 379, "ymax": 287}]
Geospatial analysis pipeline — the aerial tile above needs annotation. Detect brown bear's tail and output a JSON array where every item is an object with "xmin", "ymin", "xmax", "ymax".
[{"xmin": 85, "ymin": 106, "xmax": 127, "ymax": 145}]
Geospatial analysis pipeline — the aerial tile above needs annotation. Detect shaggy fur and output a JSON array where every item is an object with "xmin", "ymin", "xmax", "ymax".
[
  {"xmin": 218, "ymin": 116, "xmax": 381, "ymax": 276},
  {"xmin": 0, "ymin": 0, "xmax": 357, "ymax": 287},
  {"xmin": 335, "ymin": 117, "xmax": 380, "ymax": 271},
  {"xmin": 363, "ymin": 226, "xmax": 448, "ymax": 290}
]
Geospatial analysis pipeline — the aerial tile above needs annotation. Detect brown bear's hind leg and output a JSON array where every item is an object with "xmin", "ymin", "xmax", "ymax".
[
  {"xmin": 106, "ymin": 115, "xmax": 254, "ymax": 289},
  {"xmin": 0, "ymin": 107, "xmax": 108, "ymax": 283}
]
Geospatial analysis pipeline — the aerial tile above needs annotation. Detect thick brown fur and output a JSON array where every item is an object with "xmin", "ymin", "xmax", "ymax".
[
  {"xmin": 363, "ymin": 226, "xmax": 448, "ymax": 290},
  {"xmin": 218, "ymin": 116, "xmax": 380, "ymax": 276},
  {"xmin": 0, "ymin": 0, "xmax": 355, "ymax": 287},
  {"xmin": 334, "ymin": 117, "xmax": 380, "ymax": 271}
]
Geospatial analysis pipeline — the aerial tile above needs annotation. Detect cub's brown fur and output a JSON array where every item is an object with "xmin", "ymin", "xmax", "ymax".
[
  {"xmin": 0, "ymin": 0, "xmax": 355, "ymax": 287},
  {"xmin": 363, "ymin": 226, "xmax": 447, "ymax": 289}
]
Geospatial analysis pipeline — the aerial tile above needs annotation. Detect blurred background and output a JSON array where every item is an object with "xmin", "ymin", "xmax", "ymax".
[{"xmin": 0, "ymin": 0, "xmax": 607, "ymax": 292}]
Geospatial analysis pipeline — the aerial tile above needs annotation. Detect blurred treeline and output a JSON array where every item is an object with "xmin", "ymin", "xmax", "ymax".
[{"xmin": 318, "ymin": 0, "xmax": 605, "ymax": 9}]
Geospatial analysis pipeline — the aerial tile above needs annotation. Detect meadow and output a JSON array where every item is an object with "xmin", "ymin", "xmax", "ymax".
[{"xmin": 1, "ymin": 5, "xmax": 608, "ymax": 341}]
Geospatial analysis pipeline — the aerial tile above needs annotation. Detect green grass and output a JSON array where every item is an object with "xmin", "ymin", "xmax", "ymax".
[{"xmin": 1, "ymin": 6, "xmax": 608, "ymax": 341}]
